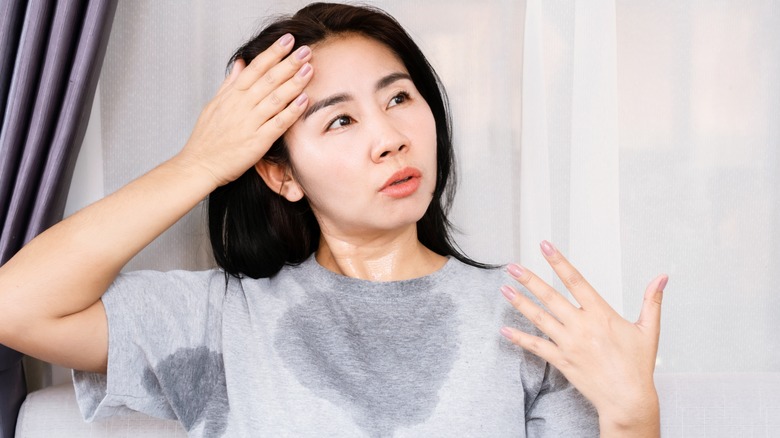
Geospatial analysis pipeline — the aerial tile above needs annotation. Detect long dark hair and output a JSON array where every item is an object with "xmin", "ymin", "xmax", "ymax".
[{"xmin": 208, "ymin": 2, "xmax": 490, "ymax": 278}]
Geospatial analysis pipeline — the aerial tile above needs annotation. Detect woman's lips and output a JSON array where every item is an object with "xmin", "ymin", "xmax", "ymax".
[{"xmin": 380, "ymin": 167, "xmax": 422, "ymax": 198}]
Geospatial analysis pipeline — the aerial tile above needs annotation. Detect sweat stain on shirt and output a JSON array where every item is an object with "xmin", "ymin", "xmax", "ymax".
[
  {"xmin": 142, "ymin": 346, "xmax": 229, "ymax": 436},
  {"xmin": 275, "ymin": 288, "xmax": 458, "ymax": 438},
  {"xmin": 73, "ymin": 256, "xmax": 599, "ymax": 436}
]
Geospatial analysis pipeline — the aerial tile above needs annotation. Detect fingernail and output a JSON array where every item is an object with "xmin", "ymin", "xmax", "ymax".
[
  {"xmin": 500, "ymin": 327, "xmax": 513, "ymax": 340},
  {"xmin": 507, "ymin": 263, "xmax": 524, "ymax": 278},
  {"xmin": 500, "ymin": 285, "xmax": 516, "ymax": 301},
  {"xmin": 297, "ymin": 63, "xmax": 311, "ymax": 78},
  {"xmin": 540, "ymin": 240, "xmax": 556, "ymax": 257},
  {"xmin": 279, "ymin": 33, "xmax": 293, "ymax": 47},
  {"xmin": 296, "ymin": 46, "xmax": 311, "ymax": 60},
  {"xmin": 294, "ymin": 93, "xmax": 308, "ymax": 106},
  {"xmin": 658, "ymin": 276, "xmax": 668, "ymax": 292}
]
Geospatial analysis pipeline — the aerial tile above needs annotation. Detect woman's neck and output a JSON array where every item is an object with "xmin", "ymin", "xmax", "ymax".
[{"xmin": 314, "ymin": 224, "xmax": 447, "ymax": 281}]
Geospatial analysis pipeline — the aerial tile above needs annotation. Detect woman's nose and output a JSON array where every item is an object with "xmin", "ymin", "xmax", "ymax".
[{"xmin": 370, "ymin": 117, "xmax": 410, "ymax": 162}]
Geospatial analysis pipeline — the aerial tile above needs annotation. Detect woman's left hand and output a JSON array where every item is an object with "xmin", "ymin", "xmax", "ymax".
[{"xmin": 500, "ymin": 240, "xmax": 667, "ymax": 437}]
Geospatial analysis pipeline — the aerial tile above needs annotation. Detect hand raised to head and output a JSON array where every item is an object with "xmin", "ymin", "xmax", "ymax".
[{"xmin": 178, "ymin": 33, "xmax": 313, "ymax": 187}]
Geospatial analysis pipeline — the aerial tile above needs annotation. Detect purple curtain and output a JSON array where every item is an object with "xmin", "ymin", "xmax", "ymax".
[{"xmin": 0, "ymin": 0, "xmax": 117, "ymax": 436}]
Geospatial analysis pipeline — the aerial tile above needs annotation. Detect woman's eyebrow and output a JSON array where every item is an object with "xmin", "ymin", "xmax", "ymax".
[
  {"xmin": 302, "ymin": 72, "xmax": 413, "ymax": 121},
  {"xmin": 375, "ymin": 72, "xmax": 412, "ymax": 91},
  {"xmin": 303, "ymin": 93, "xmax": 350, "ymax": 120}
]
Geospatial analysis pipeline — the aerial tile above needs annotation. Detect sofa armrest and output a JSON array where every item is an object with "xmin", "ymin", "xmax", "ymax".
[{"xmin": 16, "ymin": 382, "xmax": 186, "ymax": 437}]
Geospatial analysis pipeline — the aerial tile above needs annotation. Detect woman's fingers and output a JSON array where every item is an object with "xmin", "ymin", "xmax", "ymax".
[
  {"xmin": 226, "ymin": 39, "xmax": 313, "ymax": 135},
  {"xmin": 250, "ymin": 61, "xmax": 313, "ymax": 130},
  {"xmin": 178, "ymin": 34, "xmax": 314, "ymax": 187},
  {"xmin": 500, "ymin": 327, "xmax": 561, "ymax": 365},
  {"xmin": 216, "ymin": 59, "xmax": 245, "ymax": 95},
  {"xmin": 233, "ymin": 33, "xmax": 297, "ymax": 91},
  {"xmin": 501, "ymin": 284, "xmax": 567, "ymax": 343},
  {"xmin": 539, "ymin": 240, "xmax": 610, "ymax": 311},
  {"xmin": 635, "ymin": 274, "xmax": 668, "ymax": 333},
  {"xmin": 255, "ymin": 92, "xmax": 309, "ymax": 140},
  {"xmin": 246, "ymin": 45, "xmax": 312, "ymax": 101},
  {"xmin": 505, "ymin": 263, "xmax": 578, "ymax": 324}
]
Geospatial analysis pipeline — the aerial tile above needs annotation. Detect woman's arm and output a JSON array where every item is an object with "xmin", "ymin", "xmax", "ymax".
[
  {"xmin": 0, "ymin": 34, "xmax": 313, "ymax": 373},
  {"xmin": 501, "ymin": 240, "xmax": 666, "ymax": 437}
]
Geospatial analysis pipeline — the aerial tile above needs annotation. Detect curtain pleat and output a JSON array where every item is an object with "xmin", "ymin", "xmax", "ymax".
[
  {"xmin": 0, "ymin": 0, "xmax": 28, "ymax": 127},
  {"xmin": 27, "ymin": 0, "xmax": 116, "ymax": 242},
  {"xmin": 0, "ymin": 1, "xmax": 54, "ymax": 239},
  {"xmin": 569, "ymin": 0, "xmax": 623, "ymax": 310},
  {"xmin": 0, "ymin": 1, "xmax": 117, "ymax": 437},
  {"xmin": 1, "ymin": 2, "xmax": 83, "ymax": 257},
  {"xmin": 519, "ymin": 0, "xmax": 554, "ymax": 286}
]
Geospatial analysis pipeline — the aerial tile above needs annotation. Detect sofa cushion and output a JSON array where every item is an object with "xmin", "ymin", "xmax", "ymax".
[
  {"xmin": 16, "ymin": 374, "xmax": 780, "ymax": 436},
  {"xmin": 16, "ymin": 382, "xmax": 185, "ymax": 437}
]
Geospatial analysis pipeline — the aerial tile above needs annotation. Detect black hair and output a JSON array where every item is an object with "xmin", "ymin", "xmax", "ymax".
[{"xmin": 208, "ymin": 2, "xmax": 491, "ymax": 278}]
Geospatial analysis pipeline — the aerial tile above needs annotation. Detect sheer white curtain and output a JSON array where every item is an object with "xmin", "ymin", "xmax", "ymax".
[
  {"xmin": 60, "ymin": 0, "xmax": 779, "ymax": 430},
  {"xmin": 522, "ymin": 0, "xmax": 779, "ymax": 374},
  {"xmin": 616, "ymin": 0, "xmax": 779, "ymax": 375},
  {"xmin": 521, "ymin": 1, "xmax": 780, "ymax": 433}
]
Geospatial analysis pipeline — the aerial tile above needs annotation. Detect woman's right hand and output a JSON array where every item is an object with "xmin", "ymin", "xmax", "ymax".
[
  {"xmin": 0, "ymin": 34, "xmax": 313, "ymax": 374},
  {"xmin": 178, "ymin": 33, "xmax": 313, "ymax": 187}
]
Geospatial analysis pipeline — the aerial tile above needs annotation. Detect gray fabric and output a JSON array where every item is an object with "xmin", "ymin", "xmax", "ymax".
[{"xmin": 74, "ymin": 256, "xmax": 598, "ymax": 437}]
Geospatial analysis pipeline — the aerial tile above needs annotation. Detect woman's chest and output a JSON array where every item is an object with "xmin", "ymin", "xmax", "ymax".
[{"xmin": 217, "ymin": 290, "xmax": 531, "ymax": 437}]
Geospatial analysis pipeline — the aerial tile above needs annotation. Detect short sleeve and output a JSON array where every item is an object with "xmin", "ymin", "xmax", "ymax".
[
  {"xmin": 525, "ymin": 362, "xmax": 600, "ymax": 437},
  {"xmin": 73, "ymin": 269, "xmax": 228, "ymax": 426}
]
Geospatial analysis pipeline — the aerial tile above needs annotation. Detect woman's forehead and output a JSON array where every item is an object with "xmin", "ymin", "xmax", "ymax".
[{"xmin": 306, "ymin": 34, "xmax": 408, "ymax": 89}]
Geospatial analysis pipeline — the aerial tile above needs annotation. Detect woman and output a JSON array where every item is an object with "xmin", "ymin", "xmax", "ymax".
[{"xmin": 0, "ymin": 3, "xmax": 666, "ymax": 437}]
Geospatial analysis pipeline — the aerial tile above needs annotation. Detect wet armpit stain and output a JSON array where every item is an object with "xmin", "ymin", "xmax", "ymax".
[
  {"xmin": 143, "ymin": 346, "xmax": 229, "ymax": 436},
  {"xmin": 275, "ymin": 291, "xmax": 458, "ymax": 438}
]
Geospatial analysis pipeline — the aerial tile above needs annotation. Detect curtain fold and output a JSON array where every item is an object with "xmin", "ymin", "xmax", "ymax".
[
  {"xmin": 569, "ymin": 0, "xmax": 622, "ymax": 310},
  {"xmin": 0, "ymin": 1, "xmax": 117, "ymax": 437},
  {"xmin": 520, "ymin": 0, "xmax": 780, "ymax": 366},
  {"xmin": 519, "ymin": 0, "xmax": 553, "ymax": 286},
  {"xmin": 0, "ymin": 0, "xmax": 27, "ymax": 127}
]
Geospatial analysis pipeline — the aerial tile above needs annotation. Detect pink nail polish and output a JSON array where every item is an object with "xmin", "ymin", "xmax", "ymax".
[
  {"xmin": 507, "ymin": 263, "xmax": 524, "ymax": 278},
  {"xmin": 501, "ymin": 285, "xmax": 516, "ymax": 301},
  {"xmin": 500, "ymin": 327, "xmax": 513, "ymax": 340},
  {"xmin": 294, "ymin": 93, "xmax": 308, "ymax": 106},
  {"xmin": 658, "ymin": 276, "xmax": 668, "ymax": 292},
  {"xmin": 297, "ymin": 63, "xmax": 311, "ymax": 78},
  {"xmin": 279, "ymin": 33, "xmax": 293, "ymax": 47},
  {"xmin": 540, "ymin": 240, "xmax": 556, "ymax": 257},
  {"xmin": 296, "ymin": 46, "xmax": 311, "ymax": 60}
]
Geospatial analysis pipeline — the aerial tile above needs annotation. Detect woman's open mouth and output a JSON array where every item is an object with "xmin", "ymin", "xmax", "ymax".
[{"xmin": 380, "ymin": 167, "xmax": 422, "ymax": 198}]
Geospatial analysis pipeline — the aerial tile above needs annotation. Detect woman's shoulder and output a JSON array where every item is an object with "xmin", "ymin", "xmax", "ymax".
[
  {"xmin": 113, "ymin": 267, "xmax": 231, "ymax": 292},
  {"xmin": 443, "ymin": 257, "xmax": 507, "ymax": 286},
  {"xmin": 104, "ymin": 268, "xmax": 238, "ymax": 313}
]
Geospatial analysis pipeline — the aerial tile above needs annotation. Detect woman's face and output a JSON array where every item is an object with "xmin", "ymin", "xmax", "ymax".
[{"xmin": 283, "ymin": 34, "xmax": 438, "ymax": 239}]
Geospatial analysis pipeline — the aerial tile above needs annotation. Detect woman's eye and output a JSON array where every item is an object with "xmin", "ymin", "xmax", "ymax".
[
  {"xmin": 326, "ymin": 115, "xmax": 353, "ymax": 131},
  {"xmin": 388, "ymin": 91, "xmax": 409, "ymax": 108}
]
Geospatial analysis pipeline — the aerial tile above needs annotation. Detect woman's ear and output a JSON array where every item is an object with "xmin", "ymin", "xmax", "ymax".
[{"xmin": 254, "ymin": 160, "xmax": 305, "ymax": 202}]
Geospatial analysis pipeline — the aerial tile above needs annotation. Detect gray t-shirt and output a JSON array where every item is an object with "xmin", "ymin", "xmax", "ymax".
[{"xmin": 74, "ymin": 255, "xmax": 598, "ymax": 437}]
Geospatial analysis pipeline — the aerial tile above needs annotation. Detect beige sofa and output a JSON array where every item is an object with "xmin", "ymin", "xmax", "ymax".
[{"xmin": 15, "ymin": 373, "xmax": 780, "ymax": 437}]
